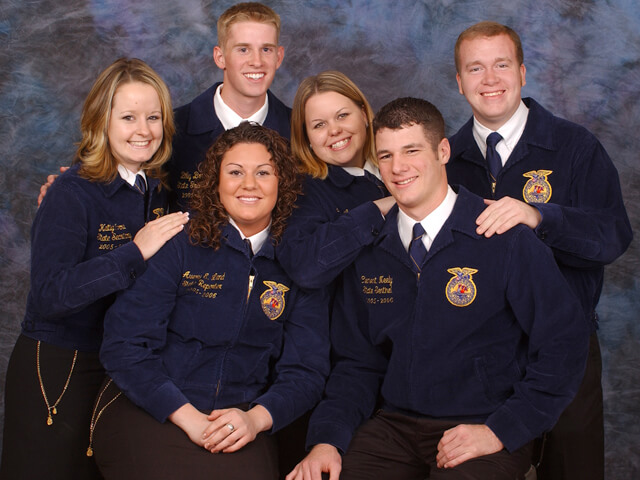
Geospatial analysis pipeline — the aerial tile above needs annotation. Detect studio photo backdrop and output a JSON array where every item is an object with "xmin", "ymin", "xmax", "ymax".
[{"xmin": 1, "ymin": 0, "xmax": 638, "ymax": 477}]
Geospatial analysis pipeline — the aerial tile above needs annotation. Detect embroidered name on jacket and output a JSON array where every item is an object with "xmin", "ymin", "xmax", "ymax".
[
  {"xmin": 181, "ymin": 270, "xmax": 226, "ymax": 299},
  {"xmin": 260, "ymin": 281, "xmax": 290, "ymax": 320},
  {"xmin": 97, "ymin": 223, "xmax": 132, "ymax": 250},
  {"xmin": 176, "ymin": 170, "xmax": 203, "ymax": 201},
  {"xmin": 360, "ymin": 275, "xmax": 394, "ymax": 305},
  {"xmin": 522, "ymin": 170, "xmax": 553, "ymax": 203},
  {"xmin": 446, "ymin": 267, "xmax": 478, "ymax": 307}
]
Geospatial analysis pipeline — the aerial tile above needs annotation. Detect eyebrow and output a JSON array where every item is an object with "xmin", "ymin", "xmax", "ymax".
[
  {"xmin": 233, "ymin": 42, "xmax": 277, "ymax": 48},
  {"xmin": 309, "ymin": 107, "xmax": 350, "ymax": 123},
  {"xmin": 225, "ymin": 162, "xmax": 274, "ymax": 168},
  {"xmin": 465, "ymin": 56, "xmax": 512, "ymax": 68},
  {"xmin": 376, "ymin": 142, "xmax": 425, "ymax": 155}
]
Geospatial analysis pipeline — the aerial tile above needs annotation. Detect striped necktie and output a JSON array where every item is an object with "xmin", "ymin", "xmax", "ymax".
[
  {"xmin": 409, "ymin": 222, "xmax": 427, "ymax": 274},
  {"xmin": 134, "ymin": 174, "xmax": 147, "ymax": 194}
]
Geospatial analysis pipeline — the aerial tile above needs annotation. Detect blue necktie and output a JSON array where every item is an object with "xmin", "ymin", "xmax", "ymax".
[
  {"xmin": 486, "ymin": 132, "xmax": 503, "ymax": 181},
  {"xmin": 409, "ymin": 223, "xmax": 427, "ymax": 274},
  {"xmin": 134, "ymin": 174, "xmax": 147, "ymax": 194},
  {"xmin": 134, "ymin": 174, "xmax": 149, "ymax": 221},
  {"xmin": 245, "ymin": 238, "xmax": 254, "ymax": 258}
]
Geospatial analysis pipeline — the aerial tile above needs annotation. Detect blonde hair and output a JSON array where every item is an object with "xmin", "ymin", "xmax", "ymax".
[
  {"xmin": 217, "ymin": 2, "xmax": 281, "ymax": 48},
  {"xmin": 455, "ymin": 21, "xmax": 524, "ymax": 73},
  {"xmin": 291, "ymin": 71, "xmax": 375, "ymax": 179},
  {"xmin": 74, "ymin": 58, "xmax": 174, "ymax": 184}
]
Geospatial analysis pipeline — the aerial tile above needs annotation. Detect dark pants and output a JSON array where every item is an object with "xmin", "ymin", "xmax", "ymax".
[
  {"xmin": 341, "ymin": 410, "xmax": 533, "ymax": 480},
  {"xmin": 0, "ymin": 334, "xmax": 105, "ymax": 480},
  {"xmin": 536, "ymin": 332, "xmax": 604, "ymax": 480},
  {"xmin": 92, "ymin": 386, "xmax": 279, "ymax": 480},
  {"xmin": 276, "ymin": 410, "xmax": 312, "ymax": 479}
]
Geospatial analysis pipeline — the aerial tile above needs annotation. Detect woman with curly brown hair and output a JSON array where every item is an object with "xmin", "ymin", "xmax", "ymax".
[{"xmin": 93, "ymin": 122, "xmax": 330, "ymax": 480}]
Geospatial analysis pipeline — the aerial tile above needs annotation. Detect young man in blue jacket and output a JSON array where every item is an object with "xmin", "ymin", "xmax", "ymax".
[
  {"xmin": 447, "ymin": 21, "xmax": 632, "ymax": 480},
  {"xmin": 38, "ymin": 3, "xmax": 291, "ymax": 212},
  {"xmin": 287, "ymin": 97, "xmax": 589, "ymax": 480},
  {"xmin": 168, "ymin": 2, "xmax": 291, "ymax": 211}
]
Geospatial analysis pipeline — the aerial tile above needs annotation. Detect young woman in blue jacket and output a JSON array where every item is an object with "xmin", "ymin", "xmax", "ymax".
[
  {"xmin": 277, "ymin": 71, "xmax": 393, "ymax": 289},
  {"xmin": 94, "ymin": 122, "xmax": 329, "ymax": 480},
  {"xmin": 0, "ymin": 58, "xmax": 189, "ymax": 478}
]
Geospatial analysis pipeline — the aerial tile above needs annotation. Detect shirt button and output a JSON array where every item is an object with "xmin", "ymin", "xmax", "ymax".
[{"xmin": 130, "ymin": 271, "xmax": 137, "ymax": 280}]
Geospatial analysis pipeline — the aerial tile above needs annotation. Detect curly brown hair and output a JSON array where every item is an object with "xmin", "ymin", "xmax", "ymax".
[{"xmin": 189, "ymin": 122, "xmax": 301, "ymax": 249}]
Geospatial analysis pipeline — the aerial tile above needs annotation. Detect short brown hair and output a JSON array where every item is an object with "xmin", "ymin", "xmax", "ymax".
[
  {"xmin": 74, "ymin": 58, "xmax": 174, "ymax": 184},
  {"xmin": 373, "ymin": 97, "xmax": 445, "ymax": 152},
  {"xmin": 189, "ymin": 122, "xmax": 301, "ymax": 249},
  {"xmin": 291, "ymin": 70, "xmax": 376, "ymax": 179},
  {"xmin": 217, "ymin": 2, "xmax": 281, "ymax": 48},
  {"xmin": 454, "ymin": 21, "xmax": 524, "ymax": 73}
]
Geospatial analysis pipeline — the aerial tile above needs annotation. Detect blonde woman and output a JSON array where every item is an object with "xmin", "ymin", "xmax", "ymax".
[{"xmin": 1, "ymin": 58, "xmax": 188, "ymax": 478}]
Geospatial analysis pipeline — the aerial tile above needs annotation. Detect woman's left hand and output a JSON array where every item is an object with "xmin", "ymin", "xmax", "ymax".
[{"xmin": 202, "ymin": 405, "xmax": 273, "ymax": 453}]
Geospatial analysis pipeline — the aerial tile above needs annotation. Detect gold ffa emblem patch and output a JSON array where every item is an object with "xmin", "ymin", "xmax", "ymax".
[
  {"xmin": 152, "ymin": 207, "xmax": 165, "ymax": 220},
  {"xmin": 260, "ymin": 281, "xmax": 290, "ymax": 320},
  {"xmin": 522, "ymin": 170, "xmax": 552, "ymax": 203},
  {"xmin": 446, "ymin": 268, "xmax": 478, "ymax": 307}
]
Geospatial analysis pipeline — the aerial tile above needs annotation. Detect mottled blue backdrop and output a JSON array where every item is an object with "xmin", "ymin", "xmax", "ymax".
[{"xmin": 1, "ymin": 0, "xmax": 638, "ymax": 477}]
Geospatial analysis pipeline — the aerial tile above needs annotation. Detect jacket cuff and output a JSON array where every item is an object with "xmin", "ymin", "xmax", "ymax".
[
  {"xmin": 305, "ymin": 421, "xmax": 354, "ymax": 454},
  {"xmin": 112, "ymin": 241, "xmax": 147, "ymax": 284},
  {"xmin": 485, "ymin": 407, "xmax": 532, "ymax": 453},
  {"xmin": 143, "ymin": 381, "xmax": 190, "ymax": 423}
]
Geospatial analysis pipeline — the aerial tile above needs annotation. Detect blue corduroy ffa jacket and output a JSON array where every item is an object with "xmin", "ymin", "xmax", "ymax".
[
  {"xmin": 101, "ymin": 225, "xmax": 330, "ymax": 432},
  {"xmin": 447, "ymin": 98, "xmax": 632, "ymax": 331},
  {"xmin": 306, "ymin": 187, "xmax": 589, "ymax": 454},
  {"xmin": 22, "ymin": 163, "xmax": 165, "ymax": 352}
]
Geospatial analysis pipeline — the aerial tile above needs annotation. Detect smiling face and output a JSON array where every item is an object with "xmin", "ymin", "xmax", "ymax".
[
  {"xmin": 376, "ymin": 124, "xmax": 450, "ymax": 221},
  {"xmin": 213, "ymin": 21, "xmax": 284, "ymax": 112},
  {"xmin": 456, "ymin": 33, "xmax": 526, "ymax": 130},
  {"xmin": 304, "ymin": 91, "xmax": 368, "ymax": 168},
  {"xmin": 218, "ymin": 142, "xmax": 278, "ymax": 237},
  {"xmin": 108, "ymin": 81, "xmax": 163, "ymax": 172}
]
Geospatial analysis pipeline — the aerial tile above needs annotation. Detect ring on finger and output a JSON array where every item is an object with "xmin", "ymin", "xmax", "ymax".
[{"xmin": 226, "ymin": 423, "xmax": 235, "ymax": 432}]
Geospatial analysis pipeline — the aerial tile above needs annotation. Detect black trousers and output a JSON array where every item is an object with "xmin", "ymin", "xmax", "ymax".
[
  {"xmin": 536, "ymin": 332, "xmax": 604, "ymax": 480},
  {"xmin": 92, "ymin": 385, "xmax": 279, "ymax": 480},
  {"xmin": 0, "ymin": 334, "xmax": 105, "ymax": 480},
  {"xmin": 341, "ymin": 410, "xmax": 533, "ymax": 480}
]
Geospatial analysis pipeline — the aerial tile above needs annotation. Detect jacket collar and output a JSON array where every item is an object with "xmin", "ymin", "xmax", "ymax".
[
  {"xmin": 220, "ymin": 222, "xmax": 276, "ymax": 260},
  {"xmin": 325, "ymin": 164, "xmax": 359, "ymax": 188},
  {"xmin": 186, "ymin": 83, "xmax": 288, "ymax": 137},
  {"xmin": 97, "ymin": 169, "xmax": 161, "ymax": 199},
  {"xmin": 452, "ymin": 97, "xmax": 557, "ymax": 169},
  {"xmin": 375, "ymin": 186, "xmax": 483, "ymax": 268}
]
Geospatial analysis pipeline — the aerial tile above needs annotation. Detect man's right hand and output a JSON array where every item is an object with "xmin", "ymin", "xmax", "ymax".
[
  {"xmin": 38, "ymin": 166, "xmax": 69, "ymax": 206},
  {"xmin": 286, "ymin": 443, "xmax": 342, "ymax": 480}
]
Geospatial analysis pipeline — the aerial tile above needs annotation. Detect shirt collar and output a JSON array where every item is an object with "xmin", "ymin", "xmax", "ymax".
[
  {"xmin": 117, "ymin": 164, "xmax": 146, "ymax": 187},
  {"xmin": 228, "ymin": 217, "xmax": 271, "ymax": 254},
  {"xmin": 342, "ymin": 159, "xmax": 382, "ymax": 180},
  {"xmin": 472, "ymin": 100, "xmax": 529, "ymax": 164},
  {"xmin": 213, "ymin": 84, "xmax": 269, "ymax": 130},
  {"xmin": 397, "ymin": 185, "xmax": 457, "ymax": 251}
]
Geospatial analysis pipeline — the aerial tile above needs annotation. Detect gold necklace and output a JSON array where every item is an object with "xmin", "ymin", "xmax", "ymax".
[
  {"xmin": 36, "ymin": 340, "xmax": 78, "ymax": 426},
  {"xmin": 86, "ymin": 378, "xmax": 121, "ymax": 457}
]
